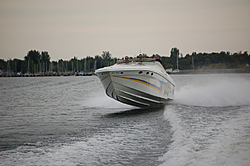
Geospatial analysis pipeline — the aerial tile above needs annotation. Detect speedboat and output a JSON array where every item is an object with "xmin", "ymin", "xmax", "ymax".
[{"xmin": 95, "ymin": 58, "xmax": 175, "ymax": 108}]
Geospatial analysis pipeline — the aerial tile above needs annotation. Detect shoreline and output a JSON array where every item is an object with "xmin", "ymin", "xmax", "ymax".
[
  {"xmin": 0, "ymin": 73, "xmax": 94, "ymax": 77},
  {"xmin": 1, "ymin": 68, "xmax": 250, "ymax": 77}
]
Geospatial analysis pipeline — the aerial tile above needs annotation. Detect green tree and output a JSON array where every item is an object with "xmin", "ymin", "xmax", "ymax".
[
  {"xmin": 170, "ymin": 47, "xmax": 180, "ymax": 69},
  {"xmin": 41, "ymin": 51, "xmax": 51, "ymax": 72},
  {"xmin": 101, "ymin": 51, "xmax": 112, "ymax": 60},
  {"xmin": 101, "ymin": 51, "xmax": 112, "ymax": 67},
  {"xmin": 25, "ymin": 50, "xmax": 41, "ymax": 64},
  {"xmin": 94, "ymin": 55, "xmax": 103, "ymax": 69},
  {"xmin": 0, "ymin": 59, "xmax": 6, "ymax": 71},
  {"xmin": 41, "ymin": 51, "xmax": 50, "ymax": 63}
]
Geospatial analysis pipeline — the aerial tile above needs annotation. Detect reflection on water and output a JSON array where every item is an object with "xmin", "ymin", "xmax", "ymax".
[{"xmin": 105, "ymin": 106, "xmax": 165, "ymax": 118}]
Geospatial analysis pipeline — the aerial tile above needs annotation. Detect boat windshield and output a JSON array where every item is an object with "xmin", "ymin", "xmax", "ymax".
[
  {"xmin": 117, "ymin": 58, "xmax": 155, "ymax": 64},
  {"xmin": 117, "ymin": 58, "xmax": 164, "ymax": 69}
]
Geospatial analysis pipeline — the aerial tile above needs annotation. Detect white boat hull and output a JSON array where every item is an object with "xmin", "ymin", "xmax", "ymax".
[{"xmin": 96, "ymin": 62, "xmax": 175, "ymax": 108}]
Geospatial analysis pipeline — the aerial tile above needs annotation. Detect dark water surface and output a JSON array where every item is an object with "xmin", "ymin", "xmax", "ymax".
[{"xmin": 0, "ymin": 74, "xmax": 250, "ymax": 165}]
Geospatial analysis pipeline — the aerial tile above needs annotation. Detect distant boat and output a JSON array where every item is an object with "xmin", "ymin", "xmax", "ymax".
[
  {"xmin": 95, "ymin": 57, "xmax": 175, "ymax": 108},
  {"xmin": 165, "ymin": 68, "xmax": 173, "ymax": 74},
  {"xmin": 244, "ymin": 64, "xmax": 250, "ymax": 69},
  {"xmin": 172, "ymin": 69, "xmax": 180, "ymax": 73}
]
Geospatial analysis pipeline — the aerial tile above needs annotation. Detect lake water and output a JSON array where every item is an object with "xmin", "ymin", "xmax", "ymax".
[{"xmin": 0, "ymin": 74, "xmax": 250, "ymax": 166}]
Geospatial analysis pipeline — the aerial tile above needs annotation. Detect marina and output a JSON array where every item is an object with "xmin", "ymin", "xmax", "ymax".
[
  {"xmin": 1, "ymin": 67, "xmax": 250, "ymax": 77},
  {"xmin": 0, "ymin": 72, "xmax": 94, "ymax": 77}
]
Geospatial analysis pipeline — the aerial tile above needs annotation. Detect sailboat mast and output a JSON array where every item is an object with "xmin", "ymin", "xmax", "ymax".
[
  {"xmin": 192, "ymin": 55, "xmax": 194, "ymax": 71},
  {"xmin": 84, "ymin": 59, "xmax": 87, "ymax": 74},
  {"xmin": 77, "ymin": 59, "xmax": 78, "ymax": 73},
  {"xmin": 177, "ymin": 52, "xmax": 178, "ymax": 70}
]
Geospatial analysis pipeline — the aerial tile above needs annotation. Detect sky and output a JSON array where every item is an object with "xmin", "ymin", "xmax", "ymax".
[{"xmin": 0, "ymin": 0, "xmax": 250, "ymax": 61}]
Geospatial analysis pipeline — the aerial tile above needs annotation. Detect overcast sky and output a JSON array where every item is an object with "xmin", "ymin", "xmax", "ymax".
[{"xmin": 1, "ymin": 0, "xmax": 250, "ymax": 61}]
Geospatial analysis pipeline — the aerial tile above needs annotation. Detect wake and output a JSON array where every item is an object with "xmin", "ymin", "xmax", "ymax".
[{"xmin": 171, "ymin": 76, "xmax": 250, "ymax": 107}]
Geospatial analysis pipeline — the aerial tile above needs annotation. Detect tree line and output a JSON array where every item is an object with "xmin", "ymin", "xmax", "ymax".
[
  {"xmin": 0, "ymin": 50, "xmax": 115, "ymax": 75},
  {"xmin": 0, "ymin": 48, "xmax": 249, "ymax": 75},
  {"xmin": 164, "ymin": 48, "xmax": 250, "ymax": 70}
]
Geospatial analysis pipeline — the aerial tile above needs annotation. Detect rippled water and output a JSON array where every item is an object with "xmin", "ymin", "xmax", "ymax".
[{"xmin": 0, "ymin": 74, "xmax": 250, "ymax": 165}]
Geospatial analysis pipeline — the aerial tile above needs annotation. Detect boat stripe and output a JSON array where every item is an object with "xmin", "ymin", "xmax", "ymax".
[
  {"xmin": 101, "ymin": 76, "xmax": 108, "ymax": 82},
  {"xmin": 113, "ymin": 76, "xmax": 162, "ymax": 93}
]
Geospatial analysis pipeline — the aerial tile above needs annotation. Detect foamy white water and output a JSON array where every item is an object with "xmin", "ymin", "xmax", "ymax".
[
  {"xmin": 160, "ymin": 105, "xmax": 250, "ymax": 166},
  {"xmin": 160, "ymin": 74, "xmax": 250, "ymax": 166},
  {"xmin": 172, "ymin": 74, "xmax": 250, "ymax": 107}
]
